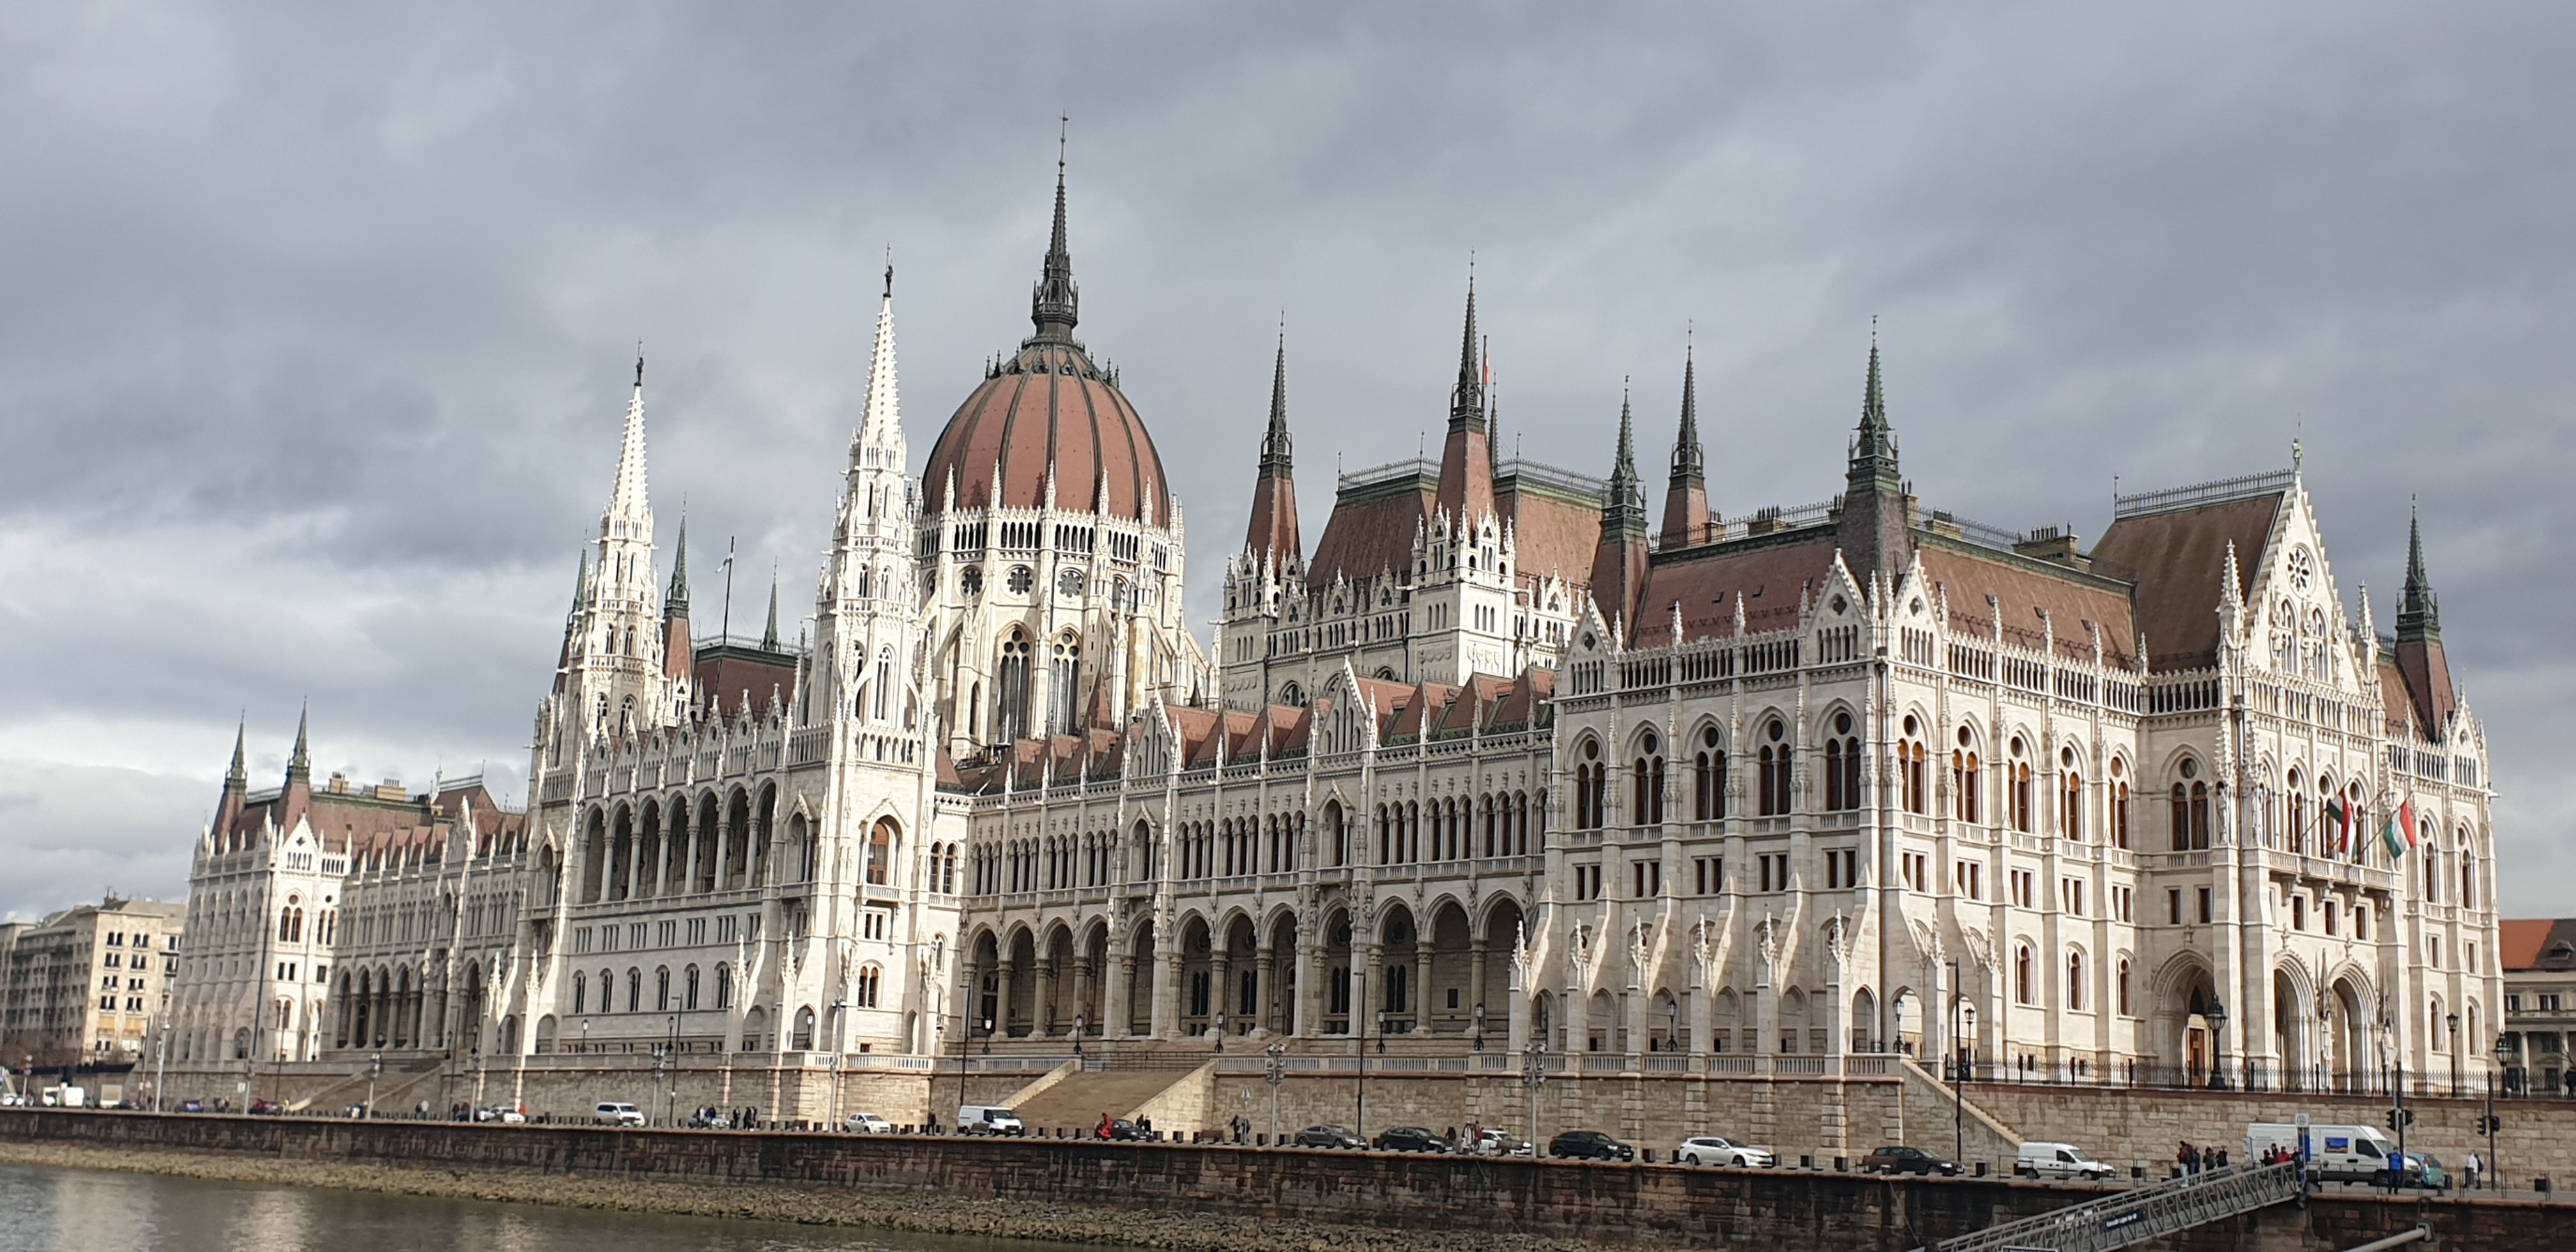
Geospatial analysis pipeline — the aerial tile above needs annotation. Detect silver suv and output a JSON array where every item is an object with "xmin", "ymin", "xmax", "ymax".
[{"xmin": 593, "ymin": 1102, "xmax": 646, "ymax": 1127}]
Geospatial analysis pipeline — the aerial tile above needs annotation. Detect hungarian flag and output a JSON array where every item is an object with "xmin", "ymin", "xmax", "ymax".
[
  {"xmin": 2324, "ymin": 794, "xmax": 2350, "ymax": 854},
  {"xmin": 2381, "ymin": 795, "xmax": 2416, "ymax": 860}
]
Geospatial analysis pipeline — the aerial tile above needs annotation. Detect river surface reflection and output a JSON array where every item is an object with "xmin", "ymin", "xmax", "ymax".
[{"xmin": 0, "ymin": 1163, "xmax": 1085, "ymax": 1252}]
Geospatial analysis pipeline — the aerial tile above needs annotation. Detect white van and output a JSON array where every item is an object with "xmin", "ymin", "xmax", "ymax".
[
  {"xmin": 592, "ymin": 1101, "xmax": 646, "ymax": 1127},
  {"xmin": 958, "ymin": 1104, "xmax": 1025, "ymax": 1136},
  {"xmin": 2016, "ymin": 1142, "xmax": 2115, "ymax": 1180},
  {"xmin": 2244, "ymin": 1122, "xmax": 2405, "ymax": 1185}
]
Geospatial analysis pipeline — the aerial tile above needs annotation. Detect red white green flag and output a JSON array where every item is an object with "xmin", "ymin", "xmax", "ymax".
[
  {"xmin": 2380, "ymin": 795, "xmax": 2416, "ymax": 860},
  {"xmin": 2324, "ymin": 794, "xmax": 2350, "ymax": 854}
]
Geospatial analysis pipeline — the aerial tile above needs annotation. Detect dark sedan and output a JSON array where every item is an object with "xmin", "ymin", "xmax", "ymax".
[
  {"xmin": 1860, "ymin": 1146, "xmax": 1960, "ymax": 1176},
  {"xmin": 1294, "ymin": 1124, "xmax": 1368, "ymax": 1149},
  {"xmin": 1372, "ymin": 1126, "xmax": 1454, "ymax": 1153},
  {"xmin": 1547, "ymin": 1130, "xmax": 1636, "ymax": 1162}
]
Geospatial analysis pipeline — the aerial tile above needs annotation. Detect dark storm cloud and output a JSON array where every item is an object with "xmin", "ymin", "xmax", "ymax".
[{"xmin": 1, "ymin": 3, "xmax": 2569, "ymax": 919}]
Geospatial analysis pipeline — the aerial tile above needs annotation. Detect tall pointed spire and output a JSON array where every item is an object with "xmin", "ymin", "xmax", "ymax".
[
  {"xmin": 861, "ymin": 262, "xmax": 903, "ymax": 450},
  {"xmin": 1838, "ymin": 323, "xmax": 1915, "ymax": 592},
  {"xmin": 1661, "ymin": 338, "xmax": 1711, "ymax": 549},
  {"xmin": 664, "ymin": 518, "xmax": 691, "ymax": 616},
  {"xmin": 569, "ymin": 548, "xmax": 589, "ymax": 616},
  {"xmin": 1261, "ymin": 327, "xmax": 1292, "ymax": 475},
  {"xmin": 608, "ymin": 351, "xmax": 652, "ymax": 528},
  {"xmin": 762, "ymin": 567, "xmax": 780, "ymax": 649},
  {"xmin": 2398, "ymin": 506, "xmax": 2439, "ymax": 639},
  {"xmin": 1029, "ymin": 119, "xmax": 1080, "ymax": 341},
  {"xmin": 225, "ymin": 719, "xmax": 247, "ymax": 792},
  {"xmin": 286, "ymin": 703, "xmax": 311, "ymax": 782},
  {"xmin": 1590, "ymin": 383, "xmax": 1650, "ymax": 637},
  {"xmin": 1434, "ymin": 268, "xmax": 1497, "ymax": 523}
]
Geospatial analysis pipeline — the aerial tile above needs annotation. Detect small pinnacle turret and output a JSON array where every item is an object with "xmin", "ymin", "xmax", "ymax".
[
  {"xmin": 225, "ymin": 720, "xmax": 247, "ymax": 792},
  {"xmin": 762, "ymin": 569, "xmax": 780, "ymax": 650},
  {"xmin": 286, "ymin": 703, "xmax": 311, "ymax": 782},
  {"xmin": 2398, "ymin": 507, "xmax": 2440, "ymax": 641},
  {"xmin": 1590, "ymin": 384, "xmax": 1650, "ymax": 633},
  {"xmin": 1837, "ymin": 326, "xmax": 1915, "ymax": 591},
  {"xmin": 664, "ymin": 519, "xmax": 691, "ymax": 616},
  {"xmin": 1434, "ymin": 273, "xmax": 1497, "ymax": 524},
  {"xmin": 1241, "ymin": 329, "xmax": 1303, "ymax": 568}
]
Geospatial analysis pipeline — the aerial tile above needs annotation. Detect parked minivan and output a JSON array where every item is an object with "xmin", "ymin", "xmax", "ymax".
[
  {"xmin": 2016, "ymin": 1141, "xmax": 2116, "ymax": 1180},
  {"xmin": 958, "ymin": 1104, "xmax": 1025, "ymax": 1136},
  {"xmin": 2243, "ymin": 1122, "xmax": 2414, "ymax": 1186},
  {"xmin": 593, "ymin": 1102, "xmax": 646, "ymax": 1127}
]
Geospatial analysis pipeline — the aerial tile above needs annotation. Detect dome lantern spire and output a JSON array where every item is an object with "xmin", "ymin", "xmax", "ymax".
[{"xmin": 1030, "ymin": 119, "xmax": 1080, "ymax": 342}]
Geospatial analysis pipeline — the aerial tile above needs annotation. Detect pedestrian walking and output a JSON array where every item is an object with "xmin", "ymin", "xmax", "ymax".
[{"xmin": 2465, "ymin": 1151, "xmax": 2482, "ymax": 1191}]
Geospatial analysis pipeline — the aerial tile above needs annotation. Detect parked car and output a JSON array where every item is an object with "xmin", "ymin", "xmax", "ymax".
[
  {"xmin": 843, "ymin": 1111, "xmax": 894, "ymax": 1134},
  {"xmin": 1293, "ymin": 1124, "xmax": 1367, "ymax": 1150},
  {"xmin": 1470, "ymin": 1129, "xmax": 1533, "ymax": 1157},
  {"xmin": 1548, "ymin": 1130, "xmax": 1636, "ymax": 1162},
  {"xmin": 957, "ymin": 1104, "xmax": 1025, "ymax": 1136},
  {"xmin": 246, "ymin": 1099, "xmax": 282, "ymax": 1117},
  {"xmin": 1373, "ymin": 1126, "xmax": 1453, "ymax": 1153},
  {"xmin": 1100, "ymin": 1118, "xmax": 1151, "ymax": 1141},
  {"xmin": 2016, "ymin": 1141, "xmax": 2115, "ymax": 1181},
  {"xmin": 1860, "ymin": 1146, "xmax": 1959, "ymax": 1176},
  {"xmin": 475, "ymin": 1106, "xmax": 527, "ymax": 1125},
  {"xmin": 593, "ymin": 1102, "xmax": 647, "ymax": 1127},
  {"xmin": 687, "ymin": 1109, "xmax": 732, "ymax": 1130},
  {"xmin": 1675, "ymin": 1135, "xmax": 1776, "ymax": 1168},
  {"xmin": 179, "ymin": 1100, "xmax": 204, "ymax": 1113}
]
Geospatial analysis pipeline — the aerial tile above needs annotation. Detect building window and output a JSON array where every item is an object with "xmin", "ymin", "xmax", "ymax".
[
  {"xmin": 2067, "ymin": 951, "xmax": 2086, "ymax": 1011},
  {"xmin": 1822, "ymin": 712, "xmax": 1861, "ymax": 811},
  {"xmin": 1574, "ymin": 738, "xmax": 1606, "ymax": 830},
  {"xmin": 2008, "ymin": 738, "xmax": 2033, "ymax": 833},
  {"xmin": 2109, "ymin": 758, "xmax": 2131, "ymax": 848},
  {"xmin": 1824, "ymin": 848, "xmax": 1858, "ymax": 889},
  {"xmin": 1758, "ymin": 721, "xmax": 1793, "ymax": 816},
  {"xmin": 1694, "ymin": 857, "xmax": 1724, "ymax": 894},
  {"xmin": 1693, "ymin": 726, "xmax": 1727, "ymax": 820},
  {"xmin": 1900, "ymin": 715, "xmax": 1928, "ymax": 814},
  {"xmin": 1951, "ymin": 730, "xmax": 1982, "ymax": 824},
  {"xmin": 1633, "ymin": 728, "xmax": 1666, "ymax": 826},
  {"xmin": 2014, "ymin": 945, "xmax": 2034, "ymax": 1005}
]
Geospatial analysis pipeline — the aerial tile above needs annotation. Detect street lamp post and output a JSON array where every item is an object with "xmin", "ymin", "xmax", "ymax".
[
  {"xmin": 151, "ymin": 1032, "xmax": 167, "ymax": 1113},
  {"xmin": 2446, "ymin": 1012, "xmax": 2461, "ymax": 1098},
  {"xmin": 1521, "ymin": 1037, "xmax": 1548, "ymax": 1150},
  {"xmin": 664, "ymin": 1014, "xmax": 678, "ymax": 1128},
  {"xmin": 981, "ymin": 1016, "xmax": 993, "ymax": 1057},
  {"xmin": 1351, "ymin": 969, "xmax": 1367, "ymax": 1138},
  {"xmin": 650, "ymin": 1046, "xmax": 666, "ymax": 1127},
  {"xmin": 365, "ymin": 1051, "xmax": 383, "ymax": 1119},
  {"xmin": 1264, "ymin": 1042, "xmax": 1287, "ymax": 1145},
  {"xmin": 2205, "ymin": 998, "xmax": 2230, "ymax": 1090},
  {"xmin": 2489, "ymin": 1033, "xmax": 2508, "ymax": 1191},
  {"xmin": 1073, "ymin": 1014, "xmax": 1085, "ymax": 1060},
  {"xmin": 1666, "ymin": 1000, "xmax": 1680, "ymax": 1055},
  {"xmin": 1473, "ymin": 1004, "xmax": 1486, "ymax": 1053},
  {"xmin": 1215, "ymin": 1012, "xmax": 1227, "ymax": 1055}
]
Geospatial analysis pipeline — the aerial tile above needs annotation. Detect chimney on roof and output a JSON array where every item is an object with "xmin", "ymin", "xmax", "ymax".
[{"xmin": 2012, "ymin": 525, "xmax": 2088, "ymax": 570}]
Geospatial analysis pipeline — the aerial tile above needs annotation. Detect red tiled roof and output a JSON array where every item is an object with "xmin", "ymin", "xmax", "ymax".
[
  {"xmin": 1919, "ymin": 541, "xmax": 2139, "ymax": 668},
  {"xmin": 1308, "ymin": 485, "xmax": 1430, "ymax": 590},
  {"xmin": 1629, "ymin": 534, "xmax": 1839, "ymax": 648},
  {"xmin": 922, "ymin": 340, "xmax": 1169, "ymax": 525},
  {"xmin": 2090, "ymin": 493, "xmax": 2281, "ymax": 671},
  {"xmin": 1499, "ymin": 485, "xmax": 1604, "ymax": 592}
]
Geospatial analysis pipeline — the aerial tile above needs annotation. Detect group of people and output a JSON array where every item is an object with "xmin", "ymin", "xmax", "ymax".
[
  {"xmin": 2177, "ymin": 1141, "xmax": 2232, "ymax": 1174},
  {"xmin": 1092, "ymin": 1113, "xmax": 1153, "ymax": 1139},
  {"xmin": 690, "ymin": 1104, "xmax": 758, "ymax": 1129}
]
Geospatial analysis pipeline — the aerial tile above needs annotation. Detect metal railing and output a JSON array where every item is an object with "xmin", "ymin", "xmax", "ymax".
[{"xmin": 1917, "ymin": 1162, "xmax": 2301, "ymax": 1252}]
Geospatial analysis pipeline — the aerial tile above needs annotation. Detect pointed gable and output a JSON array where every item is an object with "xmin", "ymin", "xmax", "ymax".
[{"xmin": 2092, "ymin": 489, "xmax": 2283, "ymax": 671}]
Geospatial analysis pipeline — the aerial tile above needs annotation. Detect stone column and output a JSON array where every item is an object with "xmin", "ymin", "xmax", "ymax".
[
  {"xmin": 1364, "ymin": 943, "xmax": 1386, "ymax": 1034},
  {"xmin": 1036, "ymin": 958, "xmax": 1058, "ymax": 1036},
  {"xmin": 1413, "ymin": 945, "xmax": 1432, "ymax": 1035},
  {"xmin": 1213, "ymin": 954, "xmax": 1233, "ymax": 1037},
  {"xmin": 1153, "ymin": 949, "xmax": 1182, "ymax": 1039},
  {"xmin": 1253, "ymin": 943, "xmax": 1276, "ymax": 1033},
  {"xmin": 1107, "ymin": 952, "xmax": 1133, "ymax": 1039},
  {"xmin": 1292, "ymin": 933, "xmax": 1322, "ymax": 1039},
  {"xmin": 997, "ymin": 959, "xmax": 1020, "ymax": 1037},
  {"xmin": 1073, "ymin": 957, "xmax": 1096, "ymax": 1033}
]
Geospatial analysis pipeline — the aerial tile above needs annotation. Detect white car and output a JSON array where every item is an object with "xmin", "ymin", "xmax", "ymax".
[
  {"xmin": 1675, "ymin": 1135, "xmax": 1776, "ymax": 1168},
  {"xmin": 476, "ymin": 1106, "xmax": 527, "ymax": 1125},
  {"xmin": 844, "ymin": 1111, "xmax": 894, "ymax": 1134},
  {"xmin": 593, "ymin": 1101, "xmax": 647, "ymax": 1127}
]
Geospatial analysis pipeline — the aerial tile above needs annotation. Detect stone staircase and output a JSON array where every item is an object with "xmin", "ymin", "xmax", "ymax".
[{"xmin": 1005, "ymin": 1064, "xmax": 1213, "ymax": 1137}]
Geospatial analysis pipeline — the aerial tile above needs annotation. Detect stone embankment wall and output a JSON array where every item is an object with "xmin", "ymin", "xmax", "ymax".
[{"xmin": 4, "ymin": 1108, "xmax": 2563, "ymax": 1251}]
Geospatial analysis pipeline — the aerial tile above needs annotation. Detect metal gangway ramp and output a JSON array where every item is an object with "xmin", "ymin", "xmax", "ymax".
[{"xmin": 1912, "ymin": 1162, "xmax": 2303, "ymax": 1252}]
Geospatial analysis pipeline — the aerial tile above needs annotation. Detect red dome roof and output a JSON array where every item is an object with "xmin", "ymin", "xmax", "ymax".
[{"xmin": 923, "ymin": 339, "xmax": 1169, "ymax": 525}]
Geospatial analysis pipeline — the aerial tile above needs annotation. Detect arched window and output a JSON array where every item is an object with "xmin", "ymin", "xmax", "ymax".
[
  {"xmin": 714, "ymin": 963, "xmax": 733, "ymax": 1011},
  {"xmin": 1574, "ymin": 739, "xmax": 1606, "ymax": 830},
  {"xmin": 1951, "ymin": 728, "xmax": 1982, "ymax": 825},
  {"xmin": 872, "ymin": 647, "xmax": 894, "ymax": 722},
  {"xmin": 626, "ymin": 968, "xmax": 642, "ymax": 1014},
  {"xmin": 1692, "ymin": 726, "xmax": 1726, "ymax": 820},
  {"xmin": 655, "ymin": 966, "xmax": 671, "ymax": 1012},
  {"xmin": 572, "ymin": 972, "xmax": 588, "ymax": 1015},
  {"xmin": 857, "ymin": 965, "xmax": 882, "ymax": 1009},
  {"xmin": 1821, "ymin": 712, "xmax": 1860, "ymax": 811},
  {"xmin": 1048, "ymin": 632, "xmax": 1082, "ymax": 735},
  {"xmin": 2066, "ymin": 950, "xmax": 2085, "ymax": 1011},
  {"xmin": 2008, "ymin": 737, "xmax": 2033, "ymax": 833},
  {"xmin": 1899, "ymin": 715, "xmax": 1927, "ymax": 816},
  {"xmin": 1633, "ymin": 728, "xmax": 1666, "ymax": 826},
  {"xmin": 996, "ymin": 630, "xmax": 1032, "ymax": 743},
  {"xmin": 1758, "ymin": 719, "xmax": 1793, "ymax": 816},
  {"xmin": 867, "ymin": 817, "xmax": 896, "ymax": 886},
  {"xmin": 2116, "ymin": 959, "xmax": 2132, "ymax": 1016},
  {"xmin": 2170, "ymin": 759, "xmax": 2210, "ymax": 851},
  {"xmin": 2286, "ymin": 769, "xmax": 2308, "ymax": 855},
  {"xmin": 2421, "ymin": 828, "xmax": 2441, "ymax": 902},
  {"xmin": 684, "ymin": 965, "xmax": 701, "ymax": 1011},
  {"xmin": 2014, "ymin": 944, "xmax": 2034, "ymax": 1005},
  {"xmin": 2110, "ymin": 759, "xmax": 2131, "ymax": 850},
  {"xmin": 2060, "ymin": 747, "xmax": 2083, "ymax": 841}
]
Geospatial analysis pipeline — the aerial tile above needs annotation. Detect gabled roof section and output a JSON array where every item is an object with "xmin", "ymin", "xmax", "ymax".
[
  {"xmin": 1917, "ymin": 538, "xmax": 2139, "ymax": 668},
  {"xmin": 1308, "ymin": 462, "xmax": 1433, "ymax": 590},
  {"xmin": 1629, "ymin": 533, "xmax": 1840, "ymax": 648},
  {"xmin": 2092, "ymin": 485, "xmax": 2283, "ymax": 671}
]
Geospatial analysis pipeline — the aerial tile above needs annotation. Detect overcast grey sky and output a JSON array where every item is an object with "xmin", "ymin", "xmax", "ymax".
[{"xmin": 2, "ymin": 4, "xmax": 2568, "ymax": 921}]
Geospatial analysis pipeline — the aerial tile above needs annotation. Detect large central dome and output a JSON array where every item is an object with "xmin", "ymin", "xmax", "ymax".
[{"xmin": 920, "ymin": 164, "xmax": 1170, "ymax": 526}]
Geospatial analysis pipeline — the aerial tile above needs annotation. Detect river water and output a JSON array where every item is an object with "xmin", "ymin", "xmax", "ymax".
[{"xmin": 0, "ymin": 1163, "xmax": 1083, "ymax": 1252}]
